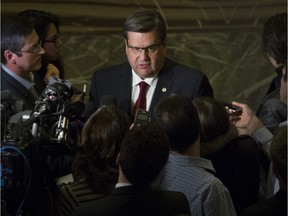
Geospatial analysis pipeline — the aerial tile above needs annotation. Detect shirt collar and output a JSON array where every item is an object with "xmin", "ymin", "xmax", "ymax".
[
  {"xmin": 1, "ymin": 64, "xmax": 34, "ymax": 89},
  {"xmin": 115, "ymin": 182, "xmax": 133, "ymax": 188},
  {"xmin": 131, "ymin": 69, "xmax": 158, "ymax": 87},
  {"xmin": 168, "ymin": 153, "xmax": 216, "ymax": 173}
]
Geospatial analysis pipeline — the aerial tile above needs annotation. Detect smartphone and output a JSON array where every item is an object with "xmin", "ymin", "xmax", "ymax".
[
  {"xmin": 134, "ymin": 109, "xmax": 151, "ymax": 125},
  {"xmin": 221, "ymin": 102, "xmax": 242, "ymax": 112}
]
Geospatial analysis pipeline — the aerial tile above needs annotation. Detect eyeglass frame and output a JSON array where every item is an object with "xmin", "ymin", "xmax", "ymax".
[
  {"xmin": 126, "ymin": 41, "xmax": 163, "ymax": 54},
  {"xmin": 43, "ymin": 35, "xmax": 62, "ymax": 47},
  {"xmin": 15, "ymin": 40, "xmax": 43, "ymax": 55}
]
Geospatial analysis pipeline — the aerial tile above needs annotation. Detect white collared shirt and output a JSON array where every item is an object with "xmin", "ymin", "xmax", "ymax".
[
  {"xmin": 115, "ymin": 182, "xmax": 132, "ymax": 188},
  {"xmin": 131, "ymin": 69, "xmax": 158, "ymax": 112}
]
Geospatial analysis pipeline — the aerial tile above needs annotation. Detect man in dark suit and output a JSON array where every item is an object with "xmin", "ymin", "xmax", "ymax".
[
  {"xmin": 76, "ymin": 123, "xmax": 191, "ymax": 216},
  {"xmin": 255, "ymin": 13, "xmax": 287, "ymax": 134},
  {"xmin": 241, "ymin": 126, "xmax": 287, "ymax": 216},
  {"xmin": 1, "ymin": 16, "xmax": 77, "ymax": 216},
  {"xmin": 1, "ymin": 16, "xmax": 46, "ymax": 111},
  {"xmin": 84, "ymin": 9, "xmax": 213, "ymax": 120}
]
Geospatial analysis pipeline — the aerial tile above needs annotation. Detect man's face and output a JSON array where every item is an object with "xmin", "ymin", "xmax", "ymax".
[
  {"xmin": 15, "ymin": 29, "xmax": 45, "ymax": 74},
  {"xmin": 125, "ymin": 31, "xmax": 166, "ymax": 79}
]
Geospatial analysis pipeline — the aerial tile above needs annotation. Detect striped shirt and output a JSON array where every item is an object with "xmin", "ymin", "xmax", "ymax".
[{"xmin": 152, "ymin": 153, "xmax": 236, "ymax": 216}]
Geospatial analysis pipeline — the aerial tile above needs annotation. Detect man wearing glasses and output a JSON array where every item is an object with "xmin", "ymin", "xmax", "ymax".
[
  {"xmin": 18, "ymin": 10, "xmax": 64, "ymax": 86},
  {"xmin": 1, "ymin": 16, "xmax": 45, "ymax": 110},
  {"xmin": 84, "ymin": 9, "xmax": 214, "ymax": 120}
]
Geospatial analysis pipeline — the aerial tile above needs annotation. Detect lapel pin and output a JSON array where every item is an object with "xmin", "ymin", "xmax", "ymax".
[{"xmin": 162, "ymin": 87, "xmax": 167, "ymax": 92}]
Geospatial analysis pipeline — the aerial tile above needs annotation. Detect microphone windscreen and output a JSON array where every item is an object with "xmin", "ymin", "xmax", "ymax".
[
  {"xmin": 100, "ymin": 95, "xmax": 117, "ymax": 107},
  {"xmin": 1, "ymin": 90, "xmax": 12, "ymax": 101}
]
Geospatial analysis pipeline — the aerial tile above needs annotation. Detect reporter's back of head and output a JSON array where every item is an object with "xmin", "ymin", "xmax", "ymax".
[
  {"xmin": 72, "ymin": 106, "xmax": 131, "ymax": 194},
  {"xmin": 119, "ymin": 123, "xmax": 170, "ymax": 186},
  {"xmin": 154, "ymin": 95, "xmax": 201, "ymax": 153},
  {"xmin": 192, "ymin": 96, "xmax": 230, "ymax": 143}
]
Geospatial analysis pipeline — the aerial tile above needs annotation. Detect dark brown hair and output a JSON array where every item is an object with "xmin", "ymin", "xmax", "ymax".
[
  {"xmin": 262, "ymin": 13, "xmax": 287, "ymax": 65},
  {"xmin": 192, "ymin": 96, "xmax": 230, "ymax": 143},
  {"xmin": 72, "ymin": 106, "xmax": 130, "ymax": 194},
  {"xmin": 123, "ymin": 9, "xmax": 167, "ymax": 42},
  {"xmin": 154, "ymin": 95, "xmax": 200, "ymax": 153}
]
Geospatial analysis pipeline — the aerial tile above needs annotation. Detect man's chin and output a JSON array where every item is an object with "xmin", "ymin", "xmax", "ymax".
[{"xmin": 136, "ymin": 68, "xmax": 159, "ymax": 79}]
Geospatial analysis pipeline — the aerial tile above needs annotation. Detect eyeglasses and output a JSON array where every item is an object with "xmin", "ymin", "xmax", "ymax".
[
  {"xmin": 127, "ymin": 41, "xmax": 163, "ymax": 54},
  {"xmin": 17, "ymin": 41, "xmax": 43, "ymax": 54},
  {"xmin": 43, "ymin": 35, "xmax": 62, "ymax": 47}
]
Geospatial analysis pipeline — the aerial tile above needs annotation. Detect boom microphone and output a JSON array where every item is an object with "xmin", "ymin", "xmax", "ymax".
[{"xmin": 100, "ymin": 95, "xmax": 117, "ymax": 107}]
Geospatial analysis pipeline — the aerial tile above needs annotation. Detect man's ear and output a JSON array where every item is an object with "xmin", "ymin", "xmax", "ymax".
[
  {"xmin": 116, "ymin": 153, "xmax": 120, "ymax": 166},
  {"xmin": 4, "ymin": 50, "xmax": 17, "ymax": 64}
]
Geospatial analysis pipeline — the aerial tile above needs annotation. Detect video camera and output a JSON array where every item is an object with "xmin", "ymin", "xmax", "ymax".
[
  {"xmin": 1, "ymin": 77, "xmax": 84, "ymax": 215},
  {"xmin": 3, "ymin": 77, "xmax": 84, "ymax": 148}
]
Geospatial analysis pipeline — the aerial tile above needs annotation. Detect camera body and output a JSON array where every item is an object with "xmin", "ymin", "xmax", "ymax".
[
  {"xmin": 134, "ymin": 109, "xmax": 151, "ymax": 125},
  {"xmin": 1, "ymin": 78, "xmax": 79, "ymax": 215},
  {"xmin": 221, "ymin": 101, "xmax": 242, "ymax": 112}
]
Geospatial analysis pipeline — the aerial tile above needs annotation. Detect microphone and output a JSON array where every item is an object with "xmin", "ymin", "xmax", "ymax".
[
  {"xmin": 100, "ymin": 95, "xmax": 117, "ymax": 107},
  {"xmin": 8, "ymin": 110, "xmax": 33, "ymax": 127},
  {"xmin": 1, "ymin": 90, "xmax": 12, "ymax": 101},
  {"xmin": 54, "ymin": 100, "xmax": 85, "ymax": 143}
]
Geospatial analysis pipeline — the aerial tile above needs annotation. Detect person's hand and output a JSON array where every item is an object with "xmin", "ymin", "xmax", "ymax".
[
  {"xmin": 229, "ymin": 101, "xmax": 264, "ymax": 135},
  {"xmin": 44, "ymin": 63, "xmax": 60, "ymax": 84},
  {"xmin": 129, "ymin": 123, "xmax": 135, "ymax": 130}
]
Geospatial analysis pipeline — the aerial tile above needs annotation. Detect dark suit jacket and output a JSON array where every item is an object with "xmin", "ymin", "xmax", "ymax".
[
  {"xmin": 84, "ymin": 58, "xmax": 213, "ymax": 119},
  {"xmin": 76, "ymin": 185, "xmax": 191, "ymax": 216},
  {"xmin": 205, "ymin": 135, "xmax": 261, "ymax": 214},
  {"xmin": 1, "ymin": 67, "xmax": 44, "ymax": 111},
  {"xmin": 256, "ymin": 88, "xmax": 287, "ymax": 133},
  {"xmin": 240, "ymin": 190, "xmax": 287, "ymax": 216}
]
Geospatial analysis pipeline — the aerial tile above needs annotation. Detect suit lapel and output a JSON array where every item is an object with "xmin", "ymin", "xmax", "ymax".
[
  {"xmin": 116, "ymin": 64, "xmax": 133, "ymax": 116},
  {"xmin": 149, "ymin": 59, "xmax": 175, "ymax": 112}
]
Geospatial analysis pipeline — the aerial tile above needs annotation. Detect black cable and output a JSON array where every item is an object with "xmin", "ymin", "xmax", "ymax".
[{"xmin": 1, "ymin": 146, "xmax": 32, "ymax": 216}]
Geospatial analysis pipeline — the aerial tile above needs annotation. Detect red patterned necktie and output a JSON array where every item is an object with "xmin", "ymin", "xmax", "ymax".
[{"xmin": 133, "ymin": 81, "xmax": 149, "ymax": 116}]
